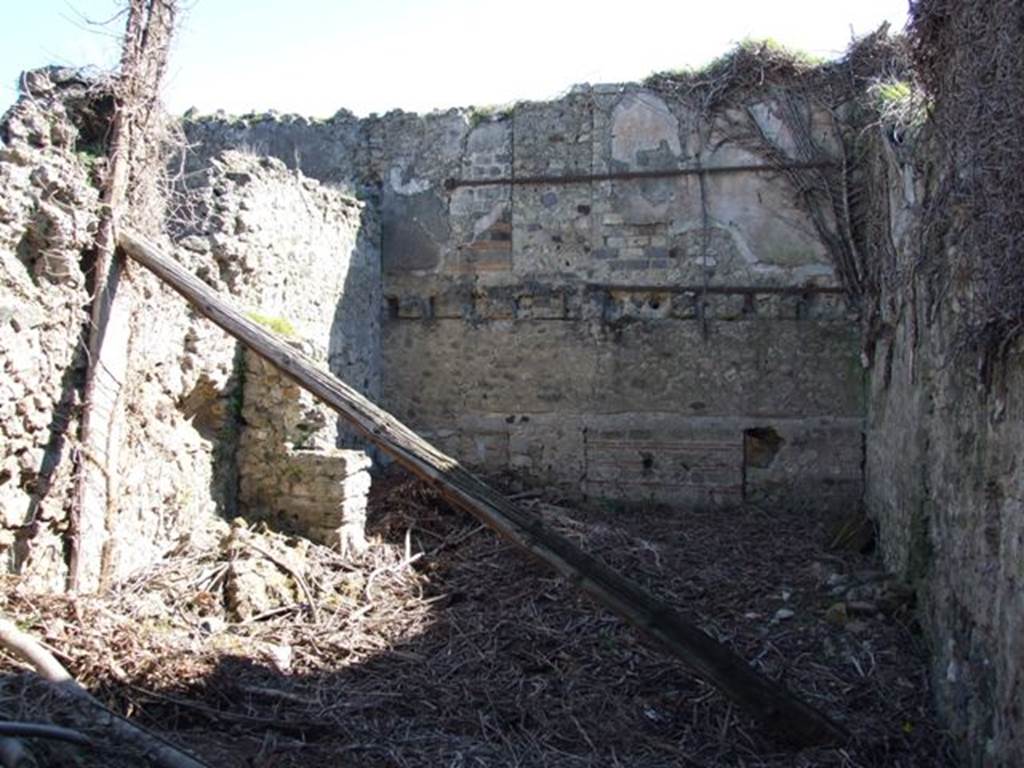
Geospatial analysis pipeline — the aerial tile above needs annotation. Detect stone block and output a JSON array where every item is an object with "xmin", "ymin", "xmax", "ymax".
[
  {"xmin": 705, "ymin": 293, "xmax": 748, "ymax": 320},
  {"xmin": 507, "ymin": 413, "xmax": 584, "ymax": 487},
  {"xmin": 473, "ymin": 288, "xmax": 517, "ymax": 320},
  {"xmin": 458, "ymin": 429, "xmax": 509, "ymax": 471},
  {"xmin": 515, "ymin": 290, "xmax": 567, "ymax": 320}
]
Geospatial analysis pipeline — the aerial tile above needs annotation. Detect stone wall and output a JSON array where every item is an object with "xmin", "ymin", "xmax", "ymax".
[
  {"xmin": 239, "ymin": 351, "xmax": 371, "ymax": 550},
  {"xmin": 174, "ymin": 150, "xmax": 380, "ymax": 401},
  {"xmin": 0, "ymin": 71, "xmax": 237, "ymax": 589},
  {"xmin": 110, "ymin": 148, "xmax": 379, "ymax": 582},
  {"xmin": 0, "ymin": 71, "xmax": 99, "ymax": 588},
  {"xmin": 162, "ymin": 149, "xmax": 381, "ymax": 555},
  {"xmin": 175, "ymin": 148, "xmax": 380, "ymax": 551},
  {"xmin": 864, "ymin": 137, "xmax": 1024, "ymax": 765},
  {"xmin": 0, "ymin": 72, "xmax": 380, "ymax": 589},
  {"xmin": 185, "ymin": 84, "xmax": 864, "ymax": 509}
]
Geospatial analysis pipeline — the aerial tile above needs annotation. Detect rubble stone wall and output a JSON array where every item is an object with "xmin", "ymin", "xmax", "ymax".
[
  {"xmin": 239, "ymin": 351, "xmax": 371, "ymax": 550},
  {"xmin": 0, "ymin": 73, "xmax": 235, "ymax": 589},
  {"xmin": 0, "ymin": 72, "xmax": 380, "ymax": 588},
  {"xmin": 0, "ymin": 73, "xmax": 99, "ymax": 588},
  {"xmin": 186, "ymin": 85, "xmax": 864, "ymax": 508},
  {"xmin": 165, "ymin": 150, "xmax": 381, "ymax": 556}
]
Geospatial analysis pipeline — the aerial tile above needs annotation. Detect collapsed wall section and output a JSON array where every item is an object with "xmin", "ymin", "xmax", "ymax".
[
  {"xmin": 108, "ymin": 149, "xmax": 379, "ymax": 586},
  {"xmin": 174, "ymin": 150, "xmax": 381, "ymax": 406},
  {"xmin": 240, "ymin": 351, "xmax": 372, "ymax": 551},
  {"xmin": 0, "ymin": 70, "xmax": 380, "ymax": 588},
  {"xmin": 172, "ymin": 150, "xmax": 381, "ymax": 549}
]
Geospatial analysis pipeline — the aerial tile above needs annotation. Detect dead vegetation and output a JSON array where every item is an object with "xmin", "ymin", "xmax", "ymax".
[
  {"xmin": 0, "ymin": 471, "xmax": 954, "ymax": 766},
  {"xmin": 644, "ymin": 29, "xmax": 916, "ymax": 319},
  {"xmin": 908, "ymin": 0, "xmax": 1024, "ymax": 377},
  {"xmin": 644, "ymin": 31, "xmax": 912, "ymax": 118}
]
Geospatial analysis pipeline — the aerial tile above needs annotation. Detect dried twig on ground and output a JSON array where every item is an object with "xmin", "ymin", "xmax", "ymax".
[
  {"xmin": 0, "ymin": 471, "xmax": 956, "ymax": 766},
  {"xmin": 0, "ymin": 737, "xmax": 34, "ymax": 768},
  {"xmin": 0, "ymin": 617, "xmax": 207, "ymax": 768},
  {"xmin": 0, "ymin": 722, "xmax": 90, "ymax": 746}
]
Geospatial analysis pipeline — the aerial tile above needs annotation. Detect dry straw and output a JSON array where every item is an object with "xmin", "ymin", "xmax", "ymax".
[{"xmin": 0, "ymin": 473, "xmax": 955, "ymax": 766}]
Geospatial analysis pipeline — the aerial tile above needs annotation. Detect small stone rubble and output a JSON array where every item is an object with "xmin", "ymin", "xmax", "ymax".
[{"xmin": 820, "ymin": 568, "xmax": 916, "ymax": 633}]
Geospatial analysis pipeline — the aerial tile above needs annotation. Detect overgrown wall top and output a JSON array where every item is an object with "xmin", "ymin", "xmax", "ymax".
[{"xmin": 865, "ymin": 132, "xmax": 1024, "ymax": 766}]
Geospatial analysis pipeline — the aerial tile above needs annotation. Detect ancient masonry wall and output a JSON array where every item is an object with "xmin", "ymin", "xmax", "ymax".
[
  {"xmin": 187, "ymin": 85, "xmax": 864, "ymax": 509},
  {"xmin": 175, "ymin": 151, "xmax": 381, "ymax": 552},
  {"xmin": 865, "ymin": 138, "xmax": 1024, "ymax": 765},
  {"xmin": 0, "ymin": 74, "xmax": 99, "ymax": 587},
  {"xmin": 240, "ymin": 351, "xmax": 371, "ymax": 551},
  {"xmin": 0, "ymin": 71, "xmax": 380, "ymax": 588},
  {"xmin": 0, "ymin": 77, "xmax": 240, "ymax": 589}
]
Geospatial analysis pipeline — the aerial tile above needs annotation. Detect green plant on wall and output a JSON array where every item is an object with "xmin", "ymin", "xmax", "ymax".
[
  {"xmin": 246, "ymin": 311, "xmax": 297, "ymax": 338},
  {"xmin": 466, "ymin": 102, "xmax": 514, "ymax": 129},
  {"xmin": 735, "ymin": 37, "xmax": 824, "ymax": 65},
  {"xmin": 868, "ymin": 78, "xmax": 928, "ymax": 130},
  {"xmin": 644, "ymin": 37, "xmax": 823, "ymax": 88}
]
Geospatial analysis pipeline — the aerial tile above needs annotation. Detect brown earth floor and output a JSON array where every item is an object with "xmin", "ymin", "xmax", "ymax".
[{"xmin": 0, "ymin": 469, "xmax": 956, "ymax": 767}]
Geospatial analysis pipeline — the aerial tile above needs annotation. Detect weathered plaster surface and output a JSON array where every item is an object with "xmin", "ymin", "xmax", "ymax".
[{"xmin": 184, "ymin": 84, "xmax": 865, "ymax": 509}]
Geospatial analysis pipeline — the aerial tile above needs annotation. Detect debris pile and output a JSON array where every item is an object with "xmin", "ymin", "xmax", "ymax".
[{"xmin": 0, "ymin": 473, "xmax": 954, "ymax": 766}]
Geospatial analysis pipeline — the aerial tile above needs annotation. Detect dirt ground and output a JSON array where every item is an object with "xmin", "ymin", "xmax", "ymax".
[{"xmin": 0, "ymin": 469, "xmax": 957, "ymax": 767}]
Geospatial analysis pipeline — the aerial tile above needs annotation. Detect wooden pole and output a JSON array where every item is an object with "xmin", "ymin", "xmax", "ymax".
[
  {"xmin": 118, "ymin": 227, "xmax": 849, "ymax": 748},
  {"xmin": 70, "ymin": 0, "xmax": 178, "ymax": 592}
]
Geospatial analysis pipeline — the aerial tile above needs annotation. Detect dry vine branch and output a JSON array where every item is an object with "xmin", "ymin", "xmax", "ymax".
[
  {"xmin": 239, "ymin": 537, "xmax": 322, "ymax": 624},
  {"xmin": 0, "ymin": 738, "xmax": 34, "ymax": 768},
  {"xmin": 70, "ymin": 0, "xmax": 179, "ymax": 592},
  {"xmin": 908, "ymin": 0, "xmax": 1024, "ymax": 377},
  {"xmin": 0, "ymin": 617, "xmax": 207, "ymax": 768},
  {"xmin": 0, "ymin": 484, "xmax": 955, "ymax": 765},
  {"xmin": 646, "ymin": 28, "xmax": 912, "ymax": 323},
  {"xmin": 0, "ymin": 722, "xmax": 91, "ymax": 746}
]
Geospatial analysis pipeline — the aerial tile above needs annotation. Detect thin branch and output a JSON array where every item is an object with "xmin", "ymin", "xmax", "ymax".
[
  {"xmin": 0, "ymin": 722, "xmax": 90, "ymax": 746},
  {"xmin": 241, "ymin": 540, "xmax": 321, "ymax": 624},
  {"xmin": 0, "ymin": 737, "xmax": 35, "ymax": 768},
  {"xmin": 0, "ymin": 616, "xmax": 209, "ymax": 768}
]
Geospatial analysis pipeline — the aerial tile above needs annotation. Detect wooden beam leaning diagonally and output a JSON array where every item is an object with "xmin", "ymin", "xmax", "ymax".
[{"xmin": 118, "ymin": 227, "xmax": 849, "ymax": 748}]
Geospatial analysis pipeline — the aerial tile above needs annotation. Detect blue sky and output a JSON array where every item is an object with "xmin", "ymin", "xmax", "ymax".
[{"xmin": 2, "ymin": 1, "xmax": 911, "ymax": 118}]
